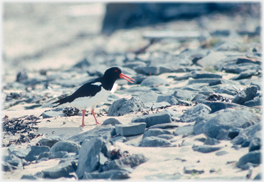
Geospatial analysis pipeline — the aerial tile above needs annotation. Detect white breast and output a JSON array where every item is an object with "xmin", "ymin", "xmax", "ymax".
[{"xmin": 61, "ymin": 88, "xmax": 111, "ymax": 110}]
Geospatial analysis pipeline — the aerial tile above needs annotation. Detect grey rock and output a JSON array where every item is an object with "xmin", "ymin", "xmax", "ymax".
[
  {"xmin": 76, "ymin": 138, "xmax": 104, "ymax": 179},
  {"xmin": 215, "ymin": 151, "xmax": 228, "ymax": 156},
  {"xmin": 38, "ymin": 138, "xmax": 60, "ymax": 148},
  {"xmin": 132, "ymin": 112, "xmax": 171, "ymax": 127},
  {"xmin": 191, "ymin": 94, "xmax": 207, "ymax": 103},
  {"xmin": 139, "ymin": 136, "xmax": 171, "ymax": 147},
  {"xmin": 110, "ymin": 136, "xmax": 126, "ymax": 143},
  {"xmin": 50, "ymin": 141, "xmax": 80, "ymax": 153},
  {"xmin": 38, "ymin": 151, "xmax": 68, "ymax": 160},
  {"xmin": 42, "ymin": 161, "xmax": 76, "ymax": 179},
  {"xmin": 156, "ymin": 134, "xmax": 175, "ymax": 140},
  {"xmin": 231, "ymin": 69, "xmax": 256, "ymax": 80},
  {"xmin": 192, "ymin": 145, "xmax": 222, "ymax": 153},
  {"xmin": 254, "ymin": 173, "xmax": 261, "ymax": 180},
  {"xmin": 8, "ymin": 144, "xmax": 31, "ymax": 158},
  {"xmin": 149, "ymin": 102, "xmax": 171, "ymax": 109},
  {"xmin": 212, "ymin": 41, "xmax": 239, "ymax": 51},
  {"xmin": 2, "ymin": 161, "xmax": 13, "ymax": 172},
  {"xmin": 149, "ymin": 122, "xmax": 179, "ymax": 129},
  {"xmin": 173, "ymin": 125, "xmax": 194, "ymax": 136},
  {"xmin": 202, "ymin": 101, "xmax": 241, "ymax": 113},
  {"xmin": 115, "ymin": 123, "xmax": 146, "ymax": 136},
  {"xmin": 68, "ymin": 125, "xmax": 115, "ymax": 144},
  {"xmin": 25, "ymin": 146, "xmax": 50, "ymax": 162},
  {"xmin": 137, "ymin": 91, "xmax": 159, "ymax": 103},
  {"xmin": 41, "ymin": 108, "xmax": 65, "ymax": 118},
  {"xmin": 204, "ymin": 109, "xmax": 260, "ymax": 139},
  {"xmin": 196, "ymin": 51, "xmax": 227, "ymax": 68},
  {"xmin": 188, "ymin": 78, "xmax": 222, "ymax": 85},
  {"xmin": 16, "ymin": 70, "xmax": 28, "ymax": 82},
  {"xmin": 232, "ymin": 86, "xmax": 258, "ymax": 104},
  {"xmin": 223, "ymin": 63, "xmax": 260, "ymax": 74},
  {"xmin": 157, "ymin": 95, "xmax": 178, "ymax": 105},
  {"xmin": 180, "ymin": 104, "xmax": 211, "ymax": 122},
  {"xmin": 191, "ymin": 71, "xmax": 222, "ymax": 79},
  {"xmin": 21, "ymin": 174, "xmax": 39, "ymax": 180},
  {"xmin": 102, "ymin": 118, "xmax": 122, "ymax": 126},
  {"xmin": 123, "ymin": 61, "xmax": 147, "ymax": 69},
  {"xmin": 125, "ymin": 86, "xmax": 150, "ymax": 94},
  {"xmin": 184, "ymin": 166, "xmax": 204, "ymax": 174},
  {"xmin": 102, "ymin": 154, "xmax": 147, "ymax": 171},
  {"xmin": 237, "ymin": 150, "xmax": 261, "ymax": 168},
  {"xmin": 249, "ymin": 131, "xmax": 261, "ymax": 152},
  {"xmin": 204, "ymin": 137, "xmax": 220, "ymax": 145},
  {"xmin": 83, "ymin": 170, "xmax": 130, "ymax": 180},
  {"xmin": 143, "ymin": 128, "xmax": 171, "ymax": 139},
  {"xmin": 243, "ymin": 96, "xmax": 262, "ymax": 107},
  {"xmin": 173, "ymin": 89, "xmax": 197, "ymax": 101},
  {"xmin": 141, "ymin": 76, "xmax": 168, "ymax": 87},
  {"xmin": 212, "ymin": 84, "xmax": 239, "ymax": 96},
  {"xmin": 107, "ymin": 97, "xmax": 144, "ymax": 116},
  {"xmin": 135, "ymin": 66, "xmax": 160, "ymax": 75}
]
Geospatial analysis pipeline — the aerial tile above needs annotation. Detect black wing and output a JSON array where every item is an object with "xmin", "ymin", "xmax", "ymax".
[{"xmin": 52, "ymin": 78, "xmax": 102, "ymax": 107}]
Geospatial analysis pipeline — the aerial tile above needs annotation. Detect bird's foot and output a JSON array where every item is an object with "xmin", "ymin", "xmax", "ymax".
[{"xmin": 96, "ymin": 122, "xmax": 101, "ymax": 126}]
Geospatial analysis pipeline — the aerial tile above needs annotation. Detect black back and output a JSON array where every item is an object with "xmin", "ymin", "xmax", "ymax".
[{"xmin": 52, "ymin": 67, "xmax": 122, "ymax": 107}]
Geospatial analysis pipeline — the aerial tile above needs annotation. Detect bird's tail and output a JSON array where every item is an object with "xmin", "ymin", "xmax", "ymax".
[{"xmin": 52, "ymin": 96, "xmax": 70, "ymax": 108}]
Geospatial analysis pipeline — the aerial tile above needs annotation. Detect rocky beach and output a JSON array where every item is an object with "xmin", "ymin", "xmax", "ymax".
[{"xmin": 2, "ymin": 2, "xmax": 262, "ymax": 180}]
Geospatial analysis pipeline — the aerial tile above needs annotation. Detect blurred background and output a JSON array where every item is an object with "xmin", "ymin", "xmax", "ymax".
[{"xmin": 3, "ymin": 2, "xmax": 261, "ymax": 73}]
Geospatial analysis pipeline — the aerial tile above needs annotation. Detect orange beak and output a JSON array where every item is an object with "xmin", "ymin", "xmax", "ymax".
[{"xmin": 119, "ymin": 73, "xmax": 134, "ymax": 83}]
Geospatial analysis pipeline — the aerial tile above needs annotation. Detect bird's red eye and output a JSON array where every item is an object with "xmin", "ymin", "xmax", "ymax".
[{"xmin": 115, "ymin": 69, "xmax": 118, "ymax": 72}]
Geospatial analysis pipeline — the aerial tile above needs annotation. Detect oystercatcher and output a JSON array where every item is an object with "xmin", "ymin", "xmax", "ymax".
[{"xmin": 52, "ymin": 67, "xmax": 134, "ymax": 127}]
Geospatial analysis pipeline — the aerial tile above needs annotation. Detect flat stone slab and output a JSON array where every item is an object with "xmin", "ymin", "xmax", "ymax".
[{"xmin": 115, "ymin": 123, "xmax": 146, "ymax": 136}]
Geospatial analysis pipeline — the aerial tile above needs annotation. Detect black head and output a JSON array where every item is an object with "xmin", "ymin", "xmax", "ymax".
[
  {"xmin": 103, "ymin": 67, "xmax": 121, "ymax": 80},
  {"xmin": 103, "ymin": 67, "xmax": 134, "ymax": 83}
]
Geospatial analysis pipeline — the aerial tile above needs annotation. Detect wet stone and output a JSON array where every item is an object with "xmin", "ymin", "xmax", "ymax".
[
  {"xmin": 237, "ymin": 150, "xmax": 261, "ymax": 168},
  {"xmin": 83, "ymin": 170, "xmax": 130, "ymax": 180},
  {"xmin": 25, "ymin": 146, "xmax": 50, "ymax": 162}
]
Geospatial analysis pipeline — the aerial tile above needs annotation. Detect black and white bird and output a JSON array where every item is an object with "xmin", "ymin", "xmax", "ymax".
[{"xmin": 52, "ymin": 67, "xmax": 134, "ymax": 127}]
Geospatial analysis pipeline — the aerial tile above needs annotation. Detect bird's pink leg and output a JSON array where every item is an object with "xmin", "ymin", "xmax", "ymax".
[
  {"xmin": 92, "ymin": 109, "xmax": 101, "ymax": 125},
  {"xmin": 82, "ymin": 110, "xmax": 86, "ymax": 127}
]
